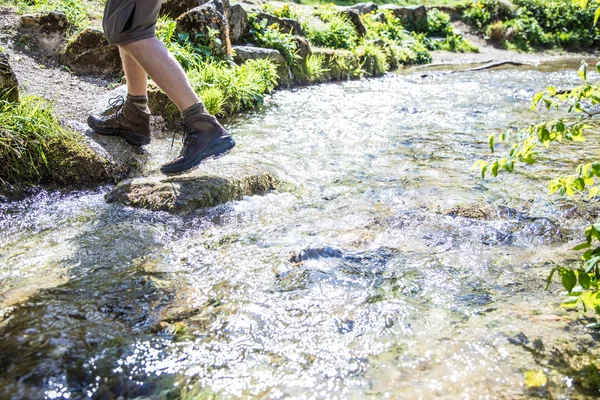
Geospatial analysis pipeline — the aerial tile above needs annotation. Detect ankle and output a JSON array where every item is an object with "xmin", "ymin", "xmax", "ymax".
[
  {"xmin": 182, "ymin": 102, "xmax": 208, "ymax": 123},
  {"xmin": 127, "ymin": 94, "xmax": 149, "ymax": 113}
]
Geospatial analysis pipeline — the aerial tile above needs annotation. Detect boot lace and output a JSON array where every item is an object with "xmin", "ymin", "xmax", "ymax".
[
  {"xmin": 106, "ymin": 95, "xmax": 126, "ymax": 128},
  {"xmin": 170, "ymin": 121, "xmax": 197, "ymax": 155}
]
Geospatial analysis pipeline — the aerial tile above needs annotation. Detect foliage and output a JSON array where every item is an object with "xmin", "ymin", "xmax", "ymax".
[
  {"xmin": 426, "ymin": 8, "xmax": 454, "ymax": 36},
  {"xmin": 7, "ymin": 0, "xmax": 90, "ymax": 33},
  {"xmin": 248, "ymin": 14, "xmax": 299, "ymax": 66},
  {"xmin": 187, "ymin": 59, "xmax": 278, "ymax": 116},
  {"xmin": 303, "ymin": 6, "xmax": 359, "ymax": 49},
  {"xmin": 464, "ymin": 0, "xmax": 600, "ymax": 50},
  {"xmin": 156, "ymin": 15, "xmax": 279, "ymax": 116},
  {"xmin": 262, "ymin": 3, "xmax": 301, "ymax": 20},
  {"xmin": 304, "ymin": 53, "xmax": 329, "ymax": 82},
  {"xmin": 474, "ymin": 59, "xmax": 600, "ymax": 317},
  {"xmin": 0, "ymin": 96, "xmax": 81, "ymax": 184},
  {"xmin": 355, "ymin": 42, "xmax": 389, "ymax": 76}
]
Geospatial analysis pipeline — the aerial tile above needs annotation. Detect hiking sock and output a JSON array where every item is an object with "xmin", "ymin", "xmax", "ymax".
[
  {"xmin": 127, "ymin": 94, "xmax": 150, "ymax": 113},
  {"xmin": 182, "ymin": 102, "xmax": 208, "ymax": 123}
]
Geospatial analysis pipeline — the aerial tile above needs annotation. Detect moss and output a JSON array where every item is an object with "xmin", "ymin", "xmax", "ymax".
[{"xmin": 0, "ymin": 96, "xmax": 119, "ymax": 189}]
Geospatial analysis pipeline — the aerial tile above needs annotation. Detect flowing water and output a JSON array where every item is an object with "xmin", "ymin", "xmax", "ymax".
[{"xmin": 1, "ymin": 59, "xmax": 600, "ymax": 399}]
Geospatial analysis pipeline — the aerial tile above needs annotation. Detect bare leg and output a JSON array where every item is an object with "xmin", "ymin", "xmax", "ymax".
[
  {"xmin": 119, "ymin": 37, "xmax": 200, "ymax": 112},
  {"xmin": 120, "ymin": 48, "xmax": 147, "ymax": 97}
]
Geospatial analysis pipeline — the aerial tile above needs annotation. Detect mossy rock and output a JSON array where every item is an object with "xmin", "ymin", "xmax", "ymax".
[
  {"xmin": 105, "ymin": 163, "xmax": 279, "ymax": 212},
  {"xmin": 61, "ymin": 28, "xmax": 122, "ymax": 76},
  {"xmin": 0, "ymin": 52, "xmax": 18, "ymax": 102}
]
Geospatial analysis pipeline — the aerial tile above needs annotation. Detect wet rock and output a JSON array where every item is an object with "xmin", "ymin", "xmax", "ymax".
[
  {"xmin": 105, "ymin": 163, "xmax": 279, "ymax": 212},
  {"xmin": 0, "ymin": 52, "xmax": 19, "ymax": 102},
  {"xmin": 229, "ymin": 3, "xmax": 248, "ymax": 44},
  {"xmin": 232, "ymin": 45, "xmax": 292, "ymax": 87},
  {"xmin": 379, "ymin": 5, "xmax": 428, "ymax": 30},
  {"xmin": 347, "ymin": 2, "xmax": 378, "ymax": 15},
  {"xmin": 176, "ymin": 0, "xmax": 232, "ymax": 58},
  {"xmin": 254, "ymin": 12, "xmax": 303, "ymax": 36},
  {"xmin": 443, "ymin": 204, "xmax": 496, "ymax": 220},
  {"xmin": 61, "ymin": 28, "xmax": 122, "ymax": 76},
  {"xmin": 340, "ymin": 9, "xmax": 366, "ymax": 37}
]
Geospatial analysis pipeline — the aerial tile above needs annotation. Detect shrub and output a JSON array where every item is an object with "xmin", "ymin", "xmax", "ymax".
[
  {"xmin": 426, "ymin": 8, "xmax": 454, "ymax": 36},
  {"xmin": 262, "ymin": 3, "xmax": 300, "ymax": 20},
  {"xmin": 303, "ymin": 6, "xmax": 359, "ymax": 49},
  {"xmin": 355, "ymin": 42, "xmax": 389, "ymax": 76},
  {"xmin": 248, "ymin": 14, "xmax": 299, "ymax": 66},
  {"xmin": 304, "ymin": 53, "xmax": 328, "ymax": 83},
  {"xmin": 187, "ymin": 59, "xmax": 278, "ymax": 116},
  {"xmin": 8, "ymin": 0, "xmax": 89, "ymax": 33}
]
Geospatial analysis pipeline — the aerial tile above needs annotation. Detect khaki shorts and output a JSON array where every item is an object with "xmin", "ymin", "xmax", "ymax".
[{"xmin": 103, "ymin": 0, "xmax": 162, "ymax": 46}]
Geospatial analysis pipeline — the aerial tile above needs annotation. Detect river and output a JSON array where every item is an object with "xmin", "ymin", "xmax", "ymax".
[{"xmin": 1, "ymin": 59, "xmax": 599, "ymax": 399}]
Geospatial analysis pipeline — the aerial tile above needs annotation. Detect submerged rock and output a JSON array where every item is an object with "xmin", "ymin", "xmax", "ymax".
[
  {"xmin": 443, "ymin": 204, "xmax": 496, "ymax": 220},
  {"xmin": 105, "ymin": 163, "xmax": 279, "ymax": 212},
  {"xmin": 0, "ymin": 52, "xmax": 19, "ymax": 102},
  {"xmin": 176, "ymin": 1, "xmax": 232, "ymax": 58},
  {"xmin": 61, "ymin": 28, "xmax": 122, "ymax": 76}
]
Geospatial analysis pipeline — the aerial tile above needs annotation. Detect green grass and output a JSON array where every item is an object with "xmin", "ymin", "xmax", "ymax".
[{"xmin": 0, "ymin": 96, "xmax": 87, "ymax": 185}]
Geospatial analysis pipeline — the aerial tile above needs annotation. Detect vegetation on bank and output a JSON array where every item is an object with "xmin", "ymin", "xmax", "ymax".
[
  {"xmin": 5, "ymin": 0, "xmax": 101, "ymax": 33},
  {"xmin": 463, "ymin": 0, "xmax": 600, "ymax": 50},
  {"xmin": 0, "ymin": 96, "xmax": 111, "ymax": 187}
]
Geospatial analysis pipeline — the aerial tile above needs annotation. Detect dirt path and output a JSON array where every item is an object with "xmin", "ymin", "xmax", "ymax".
[{"xmin": 0, "ymin": 7, "xmax": 110, "ymax": 123}]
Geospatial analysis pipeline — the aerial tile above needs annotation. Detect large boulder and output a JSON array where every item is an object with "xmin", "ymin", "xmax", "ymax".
[
  {"xmin": 379, "ymin": 5, "xmax": 428, "ymax": 30},
  {"xmin": 0, "ymin": 52, "xmax": 19, "ymax": 102},
  {"xmin": 61, "ymin": 28, "xmax": 122, "ymax": 76},
  {"xmin": 340, "ymin": 9, "xmax": 366, "ymax": 37},
  {"xmin": 105, "ymin": 163, "xmax": 279, "ymax": 212},
  {"xmin": 254, "ymin": 12, "xmax": 303, "ymax": 36},
  {"xmin": 232, "ymin": 45, "xmax": 292, "ymax": 87},
  {"xmin": 176, "ymin": 0, "xmax": 232, "ymax": 58},
  {"xmin": 347, "ymin": 2, "xmax": 378, "ymax": 15},
  {"xmin": 20, "ymin": 11, "xmax": 69, "ymax": 56},
  {"xmin": 228, "ymin": 3, "xmax": 248, "ymax": 44},
  {"xmin": 162, "ymin": 0, "xmax": 232, "ymax": 20}
]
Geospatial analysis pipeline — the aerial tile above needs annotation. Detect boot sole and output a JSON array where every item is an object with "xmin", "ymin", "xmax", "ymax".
[
  {"xmin": 87, "ymin": 117, "xmax": 151, "ymax": 146},
  {"xmin": 160, "ymin": 136, "xmax": 236, "ymax": 176}
]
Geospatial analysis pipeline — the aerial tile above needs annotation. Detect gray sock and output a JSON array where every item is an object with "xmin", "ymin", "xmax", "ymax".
[
  {"xmin": 182, "ymin": 102, "xmax": 208, "ymax": 122},
  {"xmin": 127, "ymin": 94, "xmax": 149, "ymax": 112}
]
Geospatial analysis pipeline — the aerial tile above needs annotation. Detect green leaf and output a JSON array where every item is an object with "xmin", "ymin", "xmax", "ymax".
[
  {"xmin": 561, "ymin": 268, "xmax": 577, "ymax": 293},
  {"xmin": 531, "ymin": 92, "xmax": 543, "ymax": 110},
  {"xmin": 579, "ymin": 62, "xmax": 588, "ymax": 81},
  {"xmin": 579, "ymin": 271, "xmax": 591, "ymax": 289},
  {"xmin": 491, "ymin": 161, "xmax": 499, "ymax": 177},
  {"xmin": 595, "ymin": 7, "xmax": 600, "ymax": 25},
  {"xmin": 589, "ymin": 186, "xmax": 599, "ymax": 199},
  {"xmin": 573, "ymin": 242, "xmax": 592, "ymax": 251},
  {"xmin": 488, "ymin": 134, "xmax": 495, "ymax": 153},
  {"xmin": 585, "ymin": 256, "xmax": 600, "ymax": 273}
]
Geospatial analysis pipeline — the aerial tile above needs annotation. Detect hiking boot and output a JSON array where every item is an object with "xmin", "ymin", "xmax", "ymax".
[
  {"xmin": 87, "ymin": 96, "xmax": 151, "ymax": 146},
  {"xmin": 160, "ymin": 113, "xmax": 235, "ymax": 175}
]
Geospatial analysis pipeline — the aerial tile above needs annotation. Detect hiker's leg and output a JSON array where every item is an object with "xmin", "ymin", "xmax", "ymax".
[
  {"xmin": 119, "ymin": 38, "xmax": 200, "ymax": 112},
  {"xmin": 120, "ymin": 48, "xmax": 147, "ymax": 97}
]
